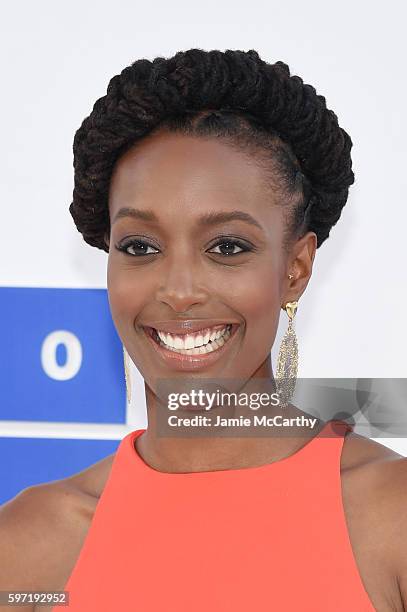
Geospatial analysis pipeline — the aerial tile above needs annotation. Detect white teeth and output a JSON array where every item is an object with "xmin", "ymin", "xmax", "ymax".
[
  {"xmin": 157, "ymin": 330, "xmax": 168, "ymax": 344},
  {"xmin": 184, "ymin": 335, "xmax": 195, "ymax": 349},
  {"xmin": 174, "ymin": 337, "xmax": 184, "ymax": 350},
  {"xmin": 155, "ymin": 326, "xmax": 232, "ymax": 354},
  {"xmin": 195, "ymin": 334, "xmax": 204, "ymax": 347},
  {"xmin": 156, "ymin": 325, "xmax": 231, "ymax": 350}
]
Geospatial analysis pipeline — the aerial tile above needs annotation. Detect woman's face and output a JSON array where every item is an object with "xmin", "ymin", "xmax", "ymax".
[{"xmin": 106, "ymin": 130, "xmax": 315, "ymax": 393}]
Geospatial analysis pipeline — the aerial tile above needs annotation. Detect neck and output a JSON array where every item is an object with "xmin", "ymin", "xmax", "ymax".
[{"xmin": 137, "ymin": 362, "xmax": 322, "ymax": 473}]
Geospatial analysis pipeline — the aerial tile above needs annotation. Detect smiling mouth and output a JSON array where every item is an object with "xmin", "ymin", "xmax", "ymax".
[{"xmin": 145, "ymin": 324, "xmax": 234, "ymax": 355}]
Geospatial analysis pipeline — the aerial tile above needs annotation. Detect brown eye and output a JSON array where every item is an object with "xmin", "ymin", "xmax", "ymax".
[
  {"xmin": 116, "ymin": 239, "xmax": 159, "ymax": 256},
  {"xmin": 208, "ymin": 239, "xmax": 251, "ymax": 256}
]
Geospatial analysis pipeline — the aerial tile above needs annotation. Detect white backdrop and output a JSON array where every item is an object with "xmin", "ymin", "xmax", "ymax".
[{"xmin": 1, "ymin": 0, "xmax": 406, "ymax": 452}]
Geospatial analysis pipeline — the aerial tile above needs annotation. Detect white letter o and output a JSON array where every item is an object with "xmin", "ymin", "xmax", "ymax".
[{"xmin": 41, "ymin": 330, "xmax": 82, "ymax": 381}]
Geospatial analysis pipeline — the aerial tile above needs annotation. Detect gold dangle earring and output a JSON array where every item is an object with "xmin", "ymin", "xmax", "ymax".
[
  {"xmin": 275, "ymin": 274, "xmax": 298, "ymax": 407},
  {"xmin": 123, "ymin": 345, "xmax": 132, "ymax": 404}
]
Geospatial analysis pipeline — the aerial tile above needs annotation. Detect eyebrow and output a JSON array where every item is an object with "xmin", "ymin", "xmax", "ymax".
[{"xmin": 112, "ymin": 207, "xmax": 264, "ymax": 231}]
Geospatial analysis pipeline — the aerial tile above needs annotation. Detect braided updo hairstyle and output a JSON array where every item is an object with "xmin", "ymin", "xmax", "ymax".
[{"xmin": 70, "ymin": 48, "xmax": 354, "ymax": 253}]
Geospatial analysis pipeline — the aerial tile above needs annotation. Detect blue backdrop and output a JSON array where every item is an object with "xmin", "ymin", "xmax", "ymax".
[{"xmin": 0, "ymin": 286, "xmax": 127, "ymax": 505}]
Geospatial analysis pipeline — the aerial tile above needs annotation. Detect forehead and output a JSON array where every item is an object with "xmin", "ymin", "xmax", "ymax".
[{"xmin": 108, "ymin": 131, "xmax": 277, "ymax": 217}]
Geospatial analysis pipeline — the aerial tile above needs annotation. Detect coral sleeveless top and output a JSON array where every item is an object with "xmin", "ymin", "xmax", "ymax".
[{"xmin": 56, "ymin": 420, "xmax": 375, "ymax": 611}]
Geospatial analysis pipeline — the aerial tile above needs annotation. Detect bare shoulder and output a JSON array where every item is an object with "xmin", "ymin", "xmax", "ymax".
[
  {"xmin": 64, "ymin": 450, "xmax": 116, "ymax": 498},
  {"xmin": 341, "ymin": 431, "xmax": 407, "ymax": 518},
  {"xmin": 341, "ymin": 430, "xmax": 407, "ymax": 608},
  {"xmin": 341, "ymin": 429, "xmax": 407, "ymax": 510},
  {"xmin": 340, "ymin": 430, "xmax": 407, "ymax": 525},
  {"xmin": 0, "ymin": 482, "xmax": 92, "ymax": 590},
  {"xmin": 0, "ymin": 453, "xmax": 115, "ymax": 611},
  {"xmin": 341, "ymin": 429, "xmax": 404, "ymax": 469}
]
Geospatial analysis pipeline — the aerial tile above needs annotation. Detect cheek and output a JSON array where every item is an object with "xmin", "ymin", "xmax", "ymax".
[
  {"xmin": 228, "ymin": 265, "xmax": 282, "ymax": 347},
  {"xmin": 106, "ymin": 258, "xmax": 152, "ymax": 332}
]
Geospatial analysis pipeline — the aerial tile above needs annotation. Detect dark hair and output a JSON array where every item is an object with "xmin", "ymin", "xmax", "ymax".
[{"xmin": 70, "ymin": 48, "xmax": 354, "ymax": 253}]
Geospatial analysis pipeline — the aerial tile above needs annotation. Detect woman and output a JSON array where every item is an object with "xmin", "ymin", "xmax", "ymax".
[{"xmin": 1, "ymin": 48, "xmax": 406, "ymax": 611}]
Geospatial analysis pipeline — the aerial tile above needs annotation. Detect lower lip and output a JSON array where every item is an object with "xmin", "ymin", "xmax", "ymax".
[{"xmin": 142, "ymin": 324, "xmax": 240, "ymax": 371}]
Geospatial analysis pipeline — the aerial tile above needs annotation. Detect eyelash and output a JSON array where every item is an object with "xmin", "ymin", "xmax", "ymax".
[{"xmin": 116, "ymin": 237, "xmax": 254, "ymax": 258}]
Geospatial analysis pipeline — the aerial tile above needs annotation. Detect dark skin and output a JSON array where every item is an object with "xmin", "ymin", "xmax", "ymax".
[
  {"xmin": 106, "ymin": 129, "xmax": 320, "ymax": 471},
  {"xmin": 0, "ymin": 131, "xmax": 407, "ymax": 612}
]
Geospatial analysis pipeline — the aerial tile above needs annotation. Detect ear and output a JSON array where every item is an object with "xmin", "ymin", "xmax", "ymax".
[{"xmin": 283, "ymin": 231, "xmax": 317, "ymax": 303}]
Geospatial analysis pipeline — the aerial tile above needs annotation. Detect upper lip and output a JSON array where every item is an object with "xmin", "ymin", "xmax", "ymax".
[{"xmin": 141, "ymin": 319, "xmax": 238, "ymax": 335}]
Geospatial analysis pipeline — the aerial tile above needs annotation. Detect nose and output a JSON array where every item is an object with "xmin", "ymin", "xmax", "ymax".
[{"xmin": 154, "ymin": 251, "xmax": 209, "ymax": 313}]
